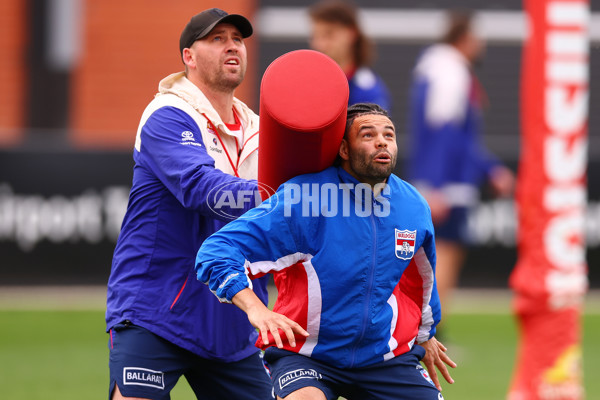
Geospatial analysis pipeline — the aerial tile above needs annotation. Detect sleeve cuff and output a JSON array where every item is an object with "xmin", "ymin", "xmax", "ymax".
[{"xmin": 223, "ymin": 279, "xmax": 251, "ymax": 303}]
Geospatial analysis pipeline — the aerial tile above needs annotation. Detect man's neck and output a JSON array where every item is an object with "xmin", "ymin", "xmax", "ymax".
[
  {"xmin": 190, "ymin": 76, "xmax": 236, "ymax": 124},
  {"xmin": 341, "ymin": 164, "xmax": 387, "ymax": 196},
  {"xmin": 338, "ymin": 58, "xmax": 355, "ymax": 77},
  {"xmin": 452, "ymin": 42, "xmax": 473, "ymax": 67},
  {"xmin": 365, "ymin": 179, "xmax": 387, "ymax": 197}
]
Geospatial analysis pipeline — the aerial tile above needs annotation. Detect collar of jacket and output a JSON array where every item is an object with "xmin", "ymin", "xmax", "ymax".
[
  {"xmin": 156, "ymin": 72, "xmax": 259, "ymax": 141},
  {"xmin": 336, "ymin": 166, "xmax": 392, "ymax": 203}
]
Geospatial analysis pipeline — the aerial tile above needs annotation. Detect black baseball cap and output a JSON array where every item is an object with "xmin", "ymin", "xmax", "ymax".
[{"xmin": 179, "ymin": 8, "xmax": 253, "ymax": 55}]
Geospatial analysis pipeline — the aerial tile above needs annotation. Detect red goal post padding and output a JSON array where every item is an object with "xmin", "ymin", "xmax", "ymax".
[{"xmin": 509, "ymin": 1, "xmax": 589, "ymax": 398}]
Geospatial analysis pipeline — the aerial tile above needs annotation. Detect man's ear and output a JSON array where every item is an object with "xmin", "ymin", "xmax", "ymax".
[
  {"xmin": 339, "ymin": 139, "xmax": 350, "ymax": 161},
  {"xmin": 182, "ymin": 48, "xmax": 195, "ymax": 68}
]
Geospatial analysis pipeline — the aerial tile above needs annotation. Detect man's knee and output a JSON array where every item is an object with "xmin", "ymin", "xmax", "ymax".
[
  {"xmin": 278, "ymin": 386, "xmax": 327, "ymax": 400},
  {"xmin": 111, "ymin": 384, "xmax": 152, "ymax": 400}
]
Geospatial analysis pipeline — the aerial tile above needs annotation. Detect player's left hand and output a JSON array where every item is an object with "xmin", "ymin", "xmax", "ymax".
[{"xmin": 419, "ymin": 336, "xmax": 457, "ymax": 391}]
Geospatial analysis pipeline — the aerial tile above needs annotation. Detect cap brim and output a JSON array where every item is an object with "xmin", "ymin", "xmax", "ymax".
[{"xmin": 195, "ymin": 14, "xmax": 253, "ymax": 41}]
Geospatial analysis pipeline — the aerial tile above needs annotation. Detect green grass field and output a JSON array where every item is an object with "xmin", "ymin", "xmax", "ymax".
[{"xmin": 0, "ymin": 301, "xmax": 598, "ymax": 399}]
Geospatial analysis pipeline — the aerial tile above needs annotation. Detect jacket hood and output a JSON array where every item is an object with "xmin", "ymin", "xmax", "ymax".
[{"xmin": 157, "ymin": 72, "xmax": 259, "ymax": 137}]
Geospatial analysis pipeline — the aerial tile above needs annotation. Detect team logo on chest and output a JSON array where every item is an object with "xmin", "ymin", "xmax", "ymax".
[{"xmin": 395, "ymin": 229, "xmax": 416, "ymax": 260}]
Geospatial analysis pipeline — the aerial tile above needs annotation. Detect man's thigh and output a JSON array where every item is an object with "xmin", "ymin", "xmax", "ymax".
[
  {"xmin": 108, "ymin": 322, "xmax": 188, "ymax": 400},
  {"xmin": 276, "ymin": 387, "xmax": 327, "ymax": 400},
  {"xmin": 353, "ymin": 345, "xmax": 444, "ymax": 400},
  {"xmin": 184, "ymin": 351, "xmax": 274, "ymax": 400},
  {"xmin": 264, "ymin": 348, "xmax": 342, "ymax": 400}
]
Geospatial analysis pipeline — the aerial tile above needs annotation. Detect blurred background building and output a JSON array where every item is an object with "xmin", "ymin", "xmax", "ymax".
[{"xmin": 0, "ymin": 0, "xmax": 598, "ymax": 287}]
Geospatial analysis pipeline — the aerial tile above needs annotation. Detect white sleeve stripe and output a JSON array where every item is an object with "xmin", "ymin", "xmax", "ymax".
[
  {"xmin": 383, "ymin": 293, "xmax": 399, "ymax": 361},
  {"xmin": 298, "ymin": 259, "xmax": 322, "ymax": 357},
  {"xmin": 413, "ymin": 247, "xmax": 436, "ymax": 342},
  {"xmin": 246, "ymin": 252, "xmax": 314, "ymax": 275}
]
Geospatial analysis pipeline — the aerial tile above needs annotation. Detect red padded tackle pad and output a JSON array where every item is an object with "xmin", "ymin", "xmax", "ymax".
[{"xmin": 258, "ymin": 50, "xmax": 349, "ymax": 199}]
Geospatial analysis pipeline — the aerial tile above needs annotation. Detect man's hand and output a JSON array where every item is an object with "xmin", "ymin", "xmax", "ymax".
[
  {"xmin": 419, "ymin": 336, "xmax": 457, "ymax": 391},
  {"xmin": 489, "ymin": 165, "xmax": 515, "ymax": 197},
  {"xmin": 423, "ymin": 190, "xmax": 450, "ymax": 225},
  {"xmin": 246, "ymin": 303, "xmax": 309, "ymax": 348},
  {"xmin": 232, "ymin": 288, "xmax": 309, "ymax": 348}
]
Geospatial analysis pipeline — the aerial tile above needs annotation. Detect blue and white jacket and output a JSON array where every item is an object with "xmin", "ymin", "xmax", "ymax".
[
  {"xmin": 106, "ymin": 72, "xmax": 269, "ymax": 361},
  {"xmin": 407, "ymin": 44, "xmax": 500, "ymax": 208},
  {"xmin": 196, "ymin": 166, "xmax": 440, "ymax": 368}
]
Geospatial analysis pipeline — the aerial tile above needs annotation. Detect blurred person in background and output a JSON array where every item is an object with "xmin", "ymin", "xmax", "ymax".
[
  {"xmin": 309, "ymin": 0, "xmax": 392, "ymax": 113},
  {"xmin": 406, "ymin": 10, "xmax": 514, "ymax": 333},
  {"xmin": 105, "ymin": 8, "xmax": 273, "ymax": 400}
]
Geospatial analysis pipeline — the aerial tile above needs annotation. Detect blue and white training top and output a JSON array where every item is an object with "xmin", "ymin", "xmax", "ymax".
[
  {"xmin": 196, "ymin": 166, "xmax": 441, "ymax": 369},
  {"xmin": 106, "ymin": 72, "xmax": 269, "ymax": 362},
  {"xmin": 407, "ymin": 44, "xmax": 500, "ymax": 208}
]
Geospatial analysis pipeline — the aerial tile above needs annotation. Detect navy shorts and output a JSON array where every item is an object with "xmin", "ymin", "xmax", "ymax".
[
  {"xmin": 435, "ymin": 206, "xmax": 469, "ymax": 244},
  {"xmin": 108, "ymin": 321, "xmax": 274, "ymax": 400},
  {"xmin": 264, "ymin": 345, "xmax": 443, "ymax": 400}
]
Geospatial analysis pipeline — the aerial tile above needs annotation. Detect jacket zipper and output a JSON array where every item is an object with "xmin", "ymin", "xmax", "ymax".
[{"xmin": 349, "ymin": 212, "xmax": 378, "ymax": 367}]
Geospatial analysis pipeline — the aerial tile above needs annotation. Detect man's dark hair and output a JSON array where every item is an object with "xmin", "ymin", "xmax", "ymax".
[
  {"xmin": 344, "ymin": 102, "xmax": 390, "ymax": 139},
  {"xmin": 309, "ymin": 0, "xmax": 373, "ymax": 67},
  {"xmin": 333, "ymin": 103, "xmax": 390, "ymax": 166},
  {"xmin": 441, "ymin": 10, "xmax": 473, "ymax": 45}
]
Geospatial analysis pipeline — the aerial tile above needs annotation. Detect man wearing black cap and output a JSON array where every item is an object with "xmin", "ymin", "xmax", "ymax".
[{"xmin": 105, "ymin": 8, "xmax": 273, "ymax": 400}]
